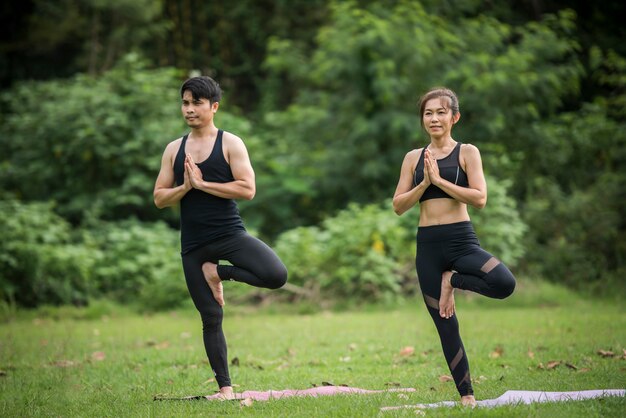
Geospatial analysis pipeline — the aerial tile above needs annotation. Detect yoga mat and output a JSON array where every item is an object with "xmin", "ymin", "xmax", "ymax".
[
  {"xmin": 155, "ymin": 385, "xmax": 416, "ymax": 401},
  {"xmin": 380, "ymin": 389, "xmax": 626, "ymax": 411}
]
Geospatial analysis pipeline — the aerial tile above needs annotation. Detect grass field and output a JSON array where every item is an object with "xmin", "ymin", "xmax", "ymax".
[{"xmin": 1, "ymin": 280, "xmax": 624, "ymax": 417}]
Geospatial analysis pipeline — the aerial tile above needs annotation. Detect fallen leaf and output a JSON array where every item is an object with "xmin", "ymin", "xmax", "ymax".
[
  {"xmin": 537, "ymin": 363, "xmax": 545, "ymax": 370},
  {"xmin": 439, "ymin": 375, "xmax": 454, "ymax": 382},
  {"xmin": 166, "ymin": 379, "xmax": 174, "ymax": 385},
  {"xmin": 339, "ymin": 356, "xmax": 351, "ymax": 362},
  {"xmin": 348, "ymin": 343, "xmax": 358, "ymax": 351},
  {"xmin": 397, "ymin": 393, "xmax": 409, "ymax": 400},
  {"xmin": 597, "ymin": 349, "xmax": 615, "ymax": 358},
  {"xmin": 489, "ymin": 346, "xmax": 504, "ymax": 359},
  {"xmin": 527, "ymin": 348, "xmax": 535, "ymax": 359},
  {"xmin": 276, "ymin": 362, "xmax": 290, "ymax": 371},
  {"xmin": 565, "ymin": 362, "xmax": 578, "ymax": 370},
  {"xmin": 155, "ymin": 341, "xmax": 170, "ymax": 350},
  {"xmin": 472, "ymin": 375, "xmax": 487, "ymax": 384},
  {"xmin": 231, "ymin": 357, "xmax": 240, "ymax": 366},
  {"xmin": 240, "ymin": 398, "xmax": 253, "ymax": 407},
  {"xmin": 421, "ymin": 349, "xmax": 434, "ymax": 357},
  {"xmin": 52, "ymin": 360, "xmax": 77, "ymax": 368},
  {"xmin": 399, "ymin": 346, "xmax": 415, "ymax": 357},
  {"xmin": 91, "ymin": 351, "xmax": 106, "ymax": 361},
  {"xmin": 546, "ymin": 360, "xmax": 561, "ymax": 370},
  {"xmin": 385, "ymin": 382, "xmax": 401, "ymax": 387}
]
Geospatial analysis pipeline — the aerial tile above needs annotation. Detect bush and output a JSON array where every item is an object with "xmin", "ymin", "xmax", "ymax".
[
  {"xmin": 523, "ymin": 173, "xmax": 626, "ymax": 294},
  {"xmin": 0, "ymin": 200, "xmax": 94, "ymax": 307},
  {"xmin": 275, "ymin": 202, "xmax": 415, "ymax": 302},
  {"xmin": 87, "ymin": 219, "xmax": 189, "ymax": 310}
]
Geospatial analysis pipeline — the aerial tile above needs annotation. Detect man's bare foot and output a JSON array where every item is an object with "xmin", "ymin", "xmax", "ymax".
[
  {"xmin": 461, "ymin": 395, "xmax": 476, "ymax": 407},
  {"xmin": 218, "ymin": 386, "xmax": 235, "ymax": 400},
  {"xmin": 202, "ymin": 262, "xmax": 224, "ymax": 306},
  {"xmin": 439, "ymin": 271, "xmax": 455, "ymax": 319}
]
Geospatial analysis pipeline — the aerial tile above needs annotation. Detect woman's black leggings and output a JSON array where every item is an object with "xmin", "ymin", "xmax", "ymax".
[
  {"xmin": 416, "ymin": 221, "xmax": 515, "ymax": 396},
  {"xmin": 181, "ymin": 231, "xmax": 288, "ymax": 388}
]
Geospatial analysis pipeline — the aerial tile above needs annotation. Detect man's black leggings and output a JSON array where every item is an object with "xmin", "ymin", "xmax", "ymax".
[
  {"xmin": 181, "ymin": 232, "xmax": 288, "ymax": 388},
  {"xmin": 416, "ymin": 221, "xmax": 515, "ymax": 396}
]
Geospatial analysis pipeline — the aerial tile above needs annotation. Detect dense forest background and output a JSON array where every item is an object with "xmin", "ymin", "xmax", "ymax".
[{"xmin": 1, "ymin": 0, "xmax": 624, "ymax": 310}]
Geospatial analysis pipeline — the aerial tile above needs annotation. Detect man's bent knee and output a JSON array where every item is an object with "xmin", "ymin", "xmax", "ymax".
[{"xmin": 266, "ymin": 265, "xmax": 288, "ymax": 289}]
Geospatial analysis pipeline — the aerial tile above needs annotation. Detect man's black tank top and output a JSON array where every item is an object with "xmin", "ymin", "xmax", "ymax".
[
  {"xmin": 413, "ymin": 142, "xmax": 469, "ymax": 202},
  {"xmin": 174, "ymin": 130, "xmax": 245, "ymax": 254}
]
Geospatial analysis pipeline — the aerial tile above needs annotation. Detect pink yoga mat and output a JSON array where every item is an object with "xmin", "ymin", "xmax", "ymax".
[{"xmin": 155, "ymin": 386, "xmax": 416, "ymax": 401}]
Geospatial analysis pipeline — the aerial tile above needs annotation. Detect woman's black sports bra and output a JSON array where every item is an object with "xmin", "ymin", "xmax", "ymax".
[{"xmin": 413, "ymin": 142, "xmax": 469, "ymax": 202}]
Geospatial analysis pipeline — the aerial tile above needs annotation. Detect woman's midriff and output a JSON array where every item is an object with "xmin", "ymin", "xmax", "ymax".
[{"xmin": 418, "ymin": 199, "xmax": 470, "ymax": 226}]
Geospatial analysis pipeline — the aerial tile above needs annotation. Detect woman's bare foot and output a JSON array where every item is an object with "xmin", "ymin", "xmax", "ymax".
[
  {"xmin": 202, "ymin": 262, "xmax": 225, "ymax": 306},
  {"xmin": 439, "ymin": 271, "xmax": 455, "ymax": 319},
  {"xmin": 461, "ymin": 395, "xmax": 476, "ymax": 407},
  {"xmin": 218, "ymin": 386, "xmax": 235, "ymax": 400}
]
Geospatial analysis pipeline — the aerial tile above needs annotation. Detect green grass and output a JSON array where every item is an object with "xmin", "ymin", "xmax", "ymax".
[{"xmin": 1, "ymin": 280, "xmax": 624, "ymax": 417}]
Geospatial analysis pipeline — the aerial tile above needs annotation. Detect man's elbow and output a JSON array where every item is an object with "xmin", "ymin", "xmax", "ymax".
[
  {"xmin": 154, "ymin": 193, "xmax": 167, "ymax": 209},
  {"xmin": 244, "ymin": 187, "xmax": 256, "ymax": 200}
]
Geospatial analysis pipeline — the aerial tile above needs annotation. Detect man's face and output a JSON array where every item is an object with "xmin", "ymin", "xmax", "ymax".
[{"xmin": 181, "ymin": 90, "xmax": 218, "ymax": 128}]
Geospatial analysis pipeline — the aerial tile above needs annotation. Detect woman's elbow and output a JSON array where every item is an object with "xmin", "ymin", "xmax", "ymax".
[
  {"xmin": 473, "ymin": 195, "xmax": 487, "ymax": 209},
  {"xmin": 392, "ymin": 200, "xmax": 405, "ymax": 216}
]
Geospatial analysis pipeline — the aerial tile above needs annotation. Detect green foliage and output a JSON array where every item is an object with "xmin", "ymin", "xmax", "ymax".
[
  {"xmin": 275, "ymin": 203, "xmax": 414, "ymax": 302},
  {"xmin": 261, "ymin": 1, "xmax": 583, "ymax": 230},
  {"xmin": 87, "ymin": 219, "xmax": 188, "ymax": 311},
  {"xmin": 0, "ymin": 55, "xmax": 184, "ymax": 223},
  {"xmin": 0, "ymin": 200, "xmax": 190, "ymax": 310},
  {"xmin": 524, "ymin": 172, "xmax": 626, "ymax": 294},
  {"xmin": 0, "ymin": 200, "xmax": 94, "ymax": 307},
  {"xmin": 470, "ymin": 176, "xmax": 527, "ymax": 267}
]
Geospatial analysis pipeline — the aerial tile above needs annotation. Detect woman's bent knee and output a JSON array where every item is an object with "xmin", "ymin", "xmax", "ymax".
[{"xmin": 496, "ymin": 274, "xmax": 516, "ymax": 299}]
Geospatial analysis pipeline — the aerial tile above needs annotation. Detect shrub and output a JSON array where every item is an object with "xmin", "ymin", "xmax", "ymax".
[
  {"xmin": 0, "ymin": 200, "xmax": 94, "ymax": 307},
  {"xmin": 87, "ymin": 219, "xmax": 189, "ymax": 310}
]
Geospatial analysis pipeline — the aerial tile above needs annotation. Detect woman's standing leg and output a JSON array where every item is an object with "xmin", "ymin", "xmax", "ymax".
[{"xmin": 416, "ymin": 237, "xmax": 474, "ymax": 397}]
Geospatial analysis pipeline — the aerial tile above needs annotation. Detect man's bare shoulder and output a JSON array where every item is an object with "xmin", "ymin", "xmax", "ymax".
[
  {"xmin": 221, "ymin": 130, "xmax": 245, "ymax": 145},
  {"xmin": 163, "ymin": 136, "xmax": 184, "ymax": 154}
]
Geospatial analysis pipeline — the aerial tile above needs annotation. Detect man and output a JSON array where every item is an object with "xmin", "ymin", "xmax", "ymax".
[{"xmin": 154, "ymin": 76, "xmax": 287, "ymax": 399}]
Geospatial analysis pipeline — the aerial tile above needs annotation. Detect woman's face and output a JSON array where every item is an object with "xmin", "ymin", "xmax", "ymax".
[{"xmin": 422, "ymin": 97, "xmax": 458, "ymax": 138}]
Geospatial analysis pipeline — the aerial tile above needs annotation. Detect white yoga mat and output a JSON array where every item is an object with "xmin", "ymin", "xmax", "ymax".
[{"xmin": 380, "ymin": 389, "xmax": 625, "ymax": 411}]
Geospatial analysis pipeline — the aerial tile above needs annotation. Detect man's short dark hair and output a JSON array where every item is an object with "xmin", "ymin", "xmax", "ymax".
[{"xmin": 180, "ymin": 76, "xmax": 222, "ymax": 103}]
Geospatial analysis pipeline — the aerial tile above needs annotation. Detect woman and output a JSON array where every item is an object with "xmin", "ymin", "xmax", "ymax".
[{"xmin": 392, "ymin": 87, "xmax": 516, "ymax": 406}]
